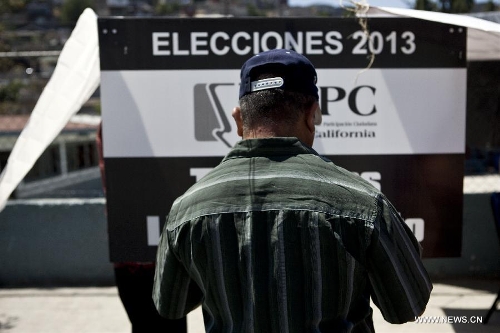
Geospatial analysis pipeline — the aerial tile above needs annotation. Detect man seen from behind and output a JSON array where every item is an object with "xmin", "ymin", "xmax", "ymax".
[{"xmin": 153, "ymin": 49, "xmax": 432, "ymax": 333}]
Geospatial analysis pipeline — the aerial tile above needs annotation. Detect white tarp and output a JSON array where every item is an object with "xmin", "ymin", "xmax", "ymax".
[
  {"xmin": 369, "ymin": 6, "xmax": 500, "ymax": 61},
  {"xmin": 0, "ymin": 8, "xmax": 100, "ymax": 211}
]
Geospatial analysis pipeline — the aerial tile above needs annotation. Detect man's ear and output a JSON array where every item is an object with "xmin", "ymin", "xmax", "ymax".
[
  {"xmin": 305, "ymin": 102, "xmax": 318, "ymax": 134},
  {"xmin": 232, "ymin": 106, "xmax": 244, "ymax": 137}
]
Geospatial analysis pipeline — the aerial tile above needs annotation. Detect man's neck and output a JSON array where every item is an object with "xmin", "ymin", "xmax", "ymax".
[
  {"xmin": 243, "ymin": 127, "xmax": 281, "ymax": 139},
  {"xmin": 243, "ymin": 127, "xmax": 313, "ymax": 147}
]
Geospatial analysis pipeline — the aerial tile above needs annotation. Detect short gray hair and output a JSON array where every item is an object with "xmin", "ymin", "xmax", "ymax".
[{"xmin": 239, "ymin": 85, "xmax": 317, "ymax": 131}]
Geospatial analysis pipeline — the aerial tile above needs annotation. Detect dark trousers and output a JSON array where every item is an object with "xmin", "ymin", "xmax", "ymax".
[{"xmin": 114, "ymin": 264, "xmax": 187, "ymax": 333}]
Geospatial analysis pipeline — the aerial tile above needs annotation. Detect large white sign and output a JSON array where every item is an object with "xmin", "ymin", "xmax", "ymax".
[{"xmin": 102, "ymin": 68, "xmax": 466, "ymax": 157}]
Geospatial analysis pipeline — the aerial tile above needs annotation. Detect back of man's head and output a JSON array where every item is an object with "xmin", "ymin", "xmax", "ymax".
[{"xmin": 238, "ymin": 49, "xmax": 321, "ymax": 132}]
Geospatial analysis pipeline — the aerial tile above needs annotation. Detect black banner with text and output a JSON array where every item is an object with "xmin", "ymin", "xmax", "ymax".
[{"xmin": 99, "ymin": 17, "xmax": 466, "ymax": 261}]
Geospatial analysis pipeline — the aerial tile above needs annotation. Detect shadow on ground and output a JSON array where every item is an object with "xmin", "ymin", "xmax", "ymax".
[
  {"xmin": 0, "ymin": 314, "xmax": 18, "ymax": 331},
  {"xmin": 429, "ymin": 277, "xmax": 499, "ymax": 332}
]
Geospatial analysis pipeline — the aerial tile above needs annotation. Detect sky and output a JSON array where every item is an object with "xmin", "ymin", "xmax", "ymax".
[{"xmin": 288, "ymin": 0, "xmax": 413, "ymax": 9}]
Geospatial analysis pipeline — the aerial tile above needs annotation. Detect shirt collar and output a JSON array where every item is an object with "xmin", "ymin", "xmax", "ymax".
[{"xmin": 222, "ymin": 137, "xmax": 319, "ymax": 162}]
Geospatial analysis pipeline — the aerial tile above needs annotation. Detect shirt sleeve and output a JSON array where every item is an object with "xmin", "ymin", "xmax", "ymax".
[
  {"xmin": 153, "ymin": 222, "xmax": 203, "ymax": 319},
  {"xmin": 367, "ymin": 194, "xmax": 433, "ymax": 324}
]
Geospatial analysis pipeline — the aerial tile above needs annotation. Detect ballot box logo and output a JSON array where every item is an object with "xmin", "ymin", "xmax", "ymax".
[
  {"xmin": 193, "ymin": 82, "xmax": 380, "ymax": 148},
  {"xmin": 194, "ymin": 83, "xmax": 235, "ymax": 148}
]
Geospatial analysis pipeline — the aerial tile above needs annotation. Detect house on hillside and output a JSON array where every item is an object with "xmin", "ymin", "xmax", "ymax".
[{"xmin": 0, "ymin": 115, "xmax": 103, "ymax": 199}]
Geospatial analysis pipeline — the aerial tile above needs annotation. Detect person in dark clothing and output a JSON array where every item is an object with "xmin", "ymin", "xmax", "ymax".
[
  {"xmin": 153, "ymin": 49, "xmax": 432, "ymax": 333},
  {"xmin": 96, "ymin": 123, "xmax": 187, "ymax": 333}
]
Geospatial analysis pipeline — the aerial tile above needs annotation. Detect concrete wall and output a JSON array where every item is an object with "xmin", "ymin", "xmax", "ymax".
[
  {"xmin": 0, "ymin": 198, "xmax": 114, "ymax": 287},
  {"xmin": 0, "ymin": 194, "xmax": 499, "ymax": 287}
]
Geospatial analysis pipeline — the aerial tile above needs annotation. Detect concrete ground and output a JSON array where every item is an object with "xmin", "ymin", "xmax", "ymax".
[{"xmin": 0, "ymin": 278, "xmax": 499, "ymax": 333}]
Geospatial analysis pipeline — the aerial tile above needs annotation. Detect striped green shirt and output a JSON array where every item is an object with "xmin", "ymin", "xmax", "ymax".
[{"xmin": 153, "ymin": 137, "xmax": 432, "ymax": 333}]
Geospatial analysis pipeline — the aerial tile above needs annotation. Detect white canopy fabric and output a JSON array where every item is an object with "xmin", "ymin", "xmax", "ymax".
[
  {"xmin": 368, "ymin": 7, "xmax": 500, "ymax": 61},
  {"xmin": 0, "ymin": 8, "xmax": 100, "ymax": 212}
]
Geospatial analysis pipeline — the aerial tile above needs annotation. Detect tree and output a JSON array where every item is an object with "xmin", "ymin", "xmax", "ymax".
[
  {"xmin": 441, "ymin": 0, "xmax": 475, "ymax": 13},
  {"xmin": 247, "ymin": 4, "xmax": 265, "ymax": 16},
  {"xmin": 414, "ymin": 0, "xmax": 439, "ymax": 11},
  {"xmin": 484, "ymin": 0, "xmax": 498, "ymax": 11},
  {"xmin": 0, "ymin": 0, "xmax": 30, "ymax": 14},
  {"xmin": 414, "ymin": 0, "xmax": 475, "ymax": 13},
  {"xmin": 155, "ymin": 1, "xmax": 181, "ymax": 16},
  {"xmin": 60, "ymin": 0, "xmax": 95, "ymax": 27},
  {"xmin": 0, "ymin": 22, "xmax": 14, "ymax": 72},
  {"xmin": 0, "ymin": 80, "xmax": 24, "ymax": 103}
]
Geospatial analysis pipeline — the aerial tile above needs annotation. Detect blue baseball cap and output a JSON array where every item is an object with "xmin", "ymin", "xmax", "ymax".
[{"xmin": 239, "ymin": 49, "xmax": 319, "ymax": 100}]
